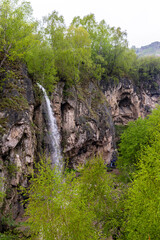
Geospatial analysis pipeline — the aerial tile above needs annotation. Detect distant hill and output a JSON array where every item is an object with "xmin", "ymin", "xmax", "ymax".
[{"xmin": 135, "ymin": 41, "xmax": 160, "ymax": 57}]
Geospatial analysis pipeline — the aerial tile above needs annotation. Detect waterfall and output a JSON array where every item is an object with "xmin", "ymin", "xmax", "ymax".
[{"xmin": 37, "ymin": 83, "xmax": 63, "ymax": 169}]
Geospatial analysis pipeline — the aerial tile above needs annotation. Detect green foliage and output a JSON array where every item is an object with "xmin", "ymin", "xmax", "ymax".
[
  {"xmin": 65, "ymin": 25, "xmax": 92, "ymax": 84},
  {"xmin": 71, "ymin": 14, "xmax": 137, "ymax": 81},
  {"xmin": 7, "ymin": 163, "xmax": 18, "ymax": 177},
  {"xmin": 1, "ymin": 1, "xmax": 159, "ymax": 91},
  {"xmin": 117, "ymin": 117, "xmax": 148, "ymax": 178},
  {"xmin": 24, "ymin": 156, "xmax": 120, "ymax": 239},
  {"xmin": 0, "ymin": 117, "xmax": 8, "ymax": 135},
  {"xmin": 115, "ymin": 124, "xmax": 128, "ymax": 140},
  {"xmin": 123, "ymin": 137, "xmax": 160, "ymax": 240},
  {"xmin": 0, "ymin": 95, "xmax": 29, "ymax": 111},
  {"xmin": 43, "ymin": 11, "xmax": 93, "ymax": 87},
  {"xmin": 106, "ymin": 27, "xmax": 135, "ymax": 78},
  {"xmin": 77, "ymin": 156, "xmax": 123, "ymax": 238},
  {"xmin": 118, "ymin": 105, "xmax": 160, "ymax": 180},
  {"xmin": 43, "ymin": 10, "xmax": 66, "ymax": 50},
  {"xmin": 1, "ymin": 215, "xmax": 16, "ymax": 228},
  {"xmin": 24, "ymin": 158, "xmax": 97, "ymax": 240},
  {"xmin": 0, "ymin": 177, "xmax": 5, "ymax": 204},
  {"xmin": 136, "ymin": 57, "xmax": 160, "ymax": 87},
  {"xmin": 25, "ymin": 41, "xmax": 57, "ymax": 93},
  {"xmin": 0, "ymin": 0, "xmax": 37, "ymax": 66},
  {"xmin": 116, "ymin": 106, "xmax": 160, "ymax": 238},
  {"xmin": 0, "ymin": 232, "xmax": 18, "ymax": 240}
]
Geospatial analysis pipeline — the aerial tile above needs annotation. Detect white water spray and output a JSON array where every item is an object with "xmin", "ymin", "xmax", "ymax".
[{"xmin": 37, "ymin": 83, "xmax": 62, "ymax": 169}]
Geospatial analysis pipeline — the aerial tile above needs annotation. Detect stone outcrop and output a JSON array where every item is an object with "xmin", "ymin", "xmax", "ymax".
[
  {"xmin": 52, "ymin": 81, "xmax": 115, "ymax": 168},
  {"xmin": 101, "ymin": 78, "xmax": 160, "ymax": 125},
  {"xmin": 0, "ymin": 64, "xmax": 36, "ymax": 226}
]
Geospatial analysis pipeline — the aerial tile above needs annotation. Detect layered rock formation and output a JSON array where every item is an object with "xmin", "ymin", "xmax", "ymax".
[
  {"xmin": 101, "ymin": 78, "xmax": 160, "ymax": 125},
  {"xmin": 0, "ymin": 64, "xmax": 36, "ymax": 227},
  {"xmin": 0, "ymin": 69, "xmax": 116, "ymax": 226},
  {"xmin": 52, "ymin": 81, "xmax": 115, "ymax": 168}
]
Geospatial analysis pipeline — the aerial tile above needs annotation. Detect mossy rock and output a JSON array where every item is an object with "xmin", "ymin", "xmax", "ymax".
[
  {"xmin": 0, "ymin": 95, "xmax": 29, "ymax": 111},
  {"xmin": 0, "ymin": 117, "xmax": 8, "ymax": 135}
]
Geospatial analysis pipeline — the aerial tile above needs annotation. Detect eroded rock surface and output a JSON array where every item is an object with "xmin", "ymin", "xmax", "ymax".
[
  {"xmin": 52, "ymin": 81, "xmax": 115, "ymax": 168},
  {"xmin": 0, "ymin": 64, "xmax": 36, "ymax": 225},
  {"xmin": 101, "ymin": 78, "xmax": 160, "ymax": 125}
]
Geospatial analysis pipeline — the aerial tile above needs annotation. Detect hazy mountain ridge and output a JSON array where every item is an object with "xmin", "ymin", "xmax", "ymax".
[{"xmin": 135, "ymin": 41, "xmax": 160, "ymax": 57}]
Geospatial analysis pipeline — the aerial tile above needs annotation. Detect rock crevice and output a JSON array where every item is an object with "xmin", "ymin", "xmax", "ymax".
[{"xmin": 102, "ymin": 79, "xmax": 160, "ymax": 125}]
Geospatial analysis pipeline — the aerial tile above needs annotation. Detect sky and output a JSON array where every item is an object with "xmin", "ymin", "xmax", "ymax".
[{"xmin": 29, "ymin": 0, "xmax": 160, "ymax": 48}]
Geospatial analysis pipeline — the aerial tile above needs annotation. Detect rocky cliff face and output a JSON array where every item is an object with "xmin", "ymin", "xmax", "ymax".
[
  {"xmin": 0, "ymin": 63, "xmax": 160, "ymax": 228},
  {"xmin": 0, "ymin": 63, "xmax": 36, "ymax": 228},
  {"xmin": 52, "ymin": 80, "xmax": 115, "ymax": 168},
  {"xmin": 101, "ymin": 78, "xmax": 160, "ymax": 125},
  {"xmin": 0, "ymin": 68, "xmax": 116, "ymax": 226}
]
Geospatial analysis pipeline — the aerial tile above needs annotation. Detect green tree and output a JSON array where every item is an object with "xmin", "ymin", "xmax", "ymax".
[
  {"xmin": 43, "ymin": 11, "xmax": 67, "ymax": 81},
  {"xmin": 24, "ymin": 158, "xmax": 98, "ymax": 240},
  {"xmin": 43, "ymin": 10, "xmax": 66, "ymax": 50},
  {"xmin": 123, "ymin": 137, "xmax": 160, "ymax": 240},
  {"xmin": 64, "ymin": 25, "xmax": 92, "ymax": 84},
  {"xmin": 78, "ymin": 156, "xmax": 123, "ymax": 238},
  {"xmin": 24, "ymin": 156, "xmax": 120, "ymax": 239},
  {"xmin": 136, "ymin": 57, "xmax": 160, "ymax": 87},
  {"xmin": 117, "ymin": 105, "xmax": 160, "ymax": 180},
  {"xmin": 71, "ymin": 15, "xmax": 109, "ymax": 82},
  {"xmin": 25, "ymin": 41, "xmax": 57, "ymax": 92},
  {"xmin": 106, "ymin": 27, "xmax": 136, "ymax": 79},
  {"xmin": 71, "ymin": 15, "xmax": 137, "ymax": 82},
  {"xmin": 71, "ymin": 14, "xmax": 97, "ymax": 38},
  {"xmin": 0, "ymin": 0, "xmax": 37, "ymax": 66},
  {"xmin": 44, "ymin": 12, "xmax": 93, "ymax": 86}
]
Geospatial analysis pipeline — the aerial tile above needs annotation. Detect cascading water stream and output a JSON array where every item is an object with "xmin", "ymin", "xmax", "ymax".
[{"xmin": 37, "ymin": 83, "xmax": 63, "ymax": 170}]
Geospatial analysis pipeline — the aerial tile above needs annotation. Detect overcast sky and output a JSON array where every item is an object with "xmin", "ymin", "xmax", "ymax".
[{"xmin": 30, "ymin": 0, "xmax": 160, "ymax": 48}]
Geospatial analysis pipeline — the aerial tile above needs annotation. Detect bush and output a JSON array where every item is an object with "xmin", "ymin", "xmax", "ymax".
[
  {"xmin": 117, "ymin": 105, "xmax": 160, "ymax": 180},
  {"xmin": 24, "ymin": 156, "xmax": 120, "ymax": 239},
  {"xmin": 123, "ymin": 137, "xmax": 160, "ymax": 240}
]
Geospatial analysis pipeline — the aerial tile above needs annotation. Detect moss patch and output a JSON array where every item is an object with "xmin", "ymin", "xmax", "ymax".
[
  {"xmin": 0, "ymin": 117, "xmax": 8, "ymax": 135},
  {"xmin": 0, "ymin": 95, "xmax": 29, "ymax": 111}
]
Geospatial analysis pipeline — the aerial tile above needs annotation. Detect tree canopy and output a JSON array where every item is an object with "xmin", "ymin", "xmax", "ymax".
[
  {"xmin": 123, "ymin": 135, "xmax": 160, "ymax": 240},
  {"xmin": 1, "ymin": 0, "xmax": 160, "ymax": 92},
  {"xmin": 0, "ymin": 0, "xmax": 37, "ymax": 67},
  {"xmin": 117, "ymin": 105, "xmax": 160, "ymax": 180},
  {"xmin": 24, "ymin": 156, "xmax": 121, "ymax": 240}
]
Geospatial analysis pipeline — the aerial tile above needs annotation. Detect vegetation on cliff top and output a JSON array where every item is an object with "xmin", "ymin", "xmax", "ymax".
[{"xmin": 1, "ymin": 0, "xmax": 160, "ymax": 93}]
